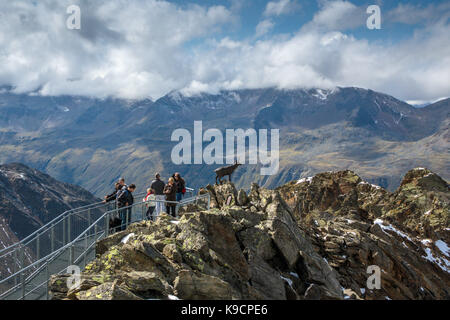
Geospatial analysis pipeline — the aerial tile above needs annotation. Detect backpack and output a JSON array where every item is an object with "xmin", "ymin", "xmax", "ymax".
[
  {"xmin": 117, "ymin": 189, "xmax": 129, "ymax": 206},
  {"xmin": 115, "ymin": 185, "xmax": 126, "ymax": 198},
  {"xmin": 109, "ymin": 216, "xmax": 122, "ymax": 233}
]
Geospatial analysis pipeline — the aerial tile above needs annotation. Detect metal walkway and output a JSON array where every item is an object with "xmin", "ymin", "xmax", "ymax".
[{"xmin": 0, "ymin": 188, "xmax": 210, "ymax": 300}]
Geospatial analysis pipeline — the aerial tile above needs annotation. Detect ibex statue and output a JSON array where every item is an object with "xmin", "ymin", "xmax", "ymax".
[{"xmin": 215, "ymin": 161, "xmax": 242, "ymax": 185}]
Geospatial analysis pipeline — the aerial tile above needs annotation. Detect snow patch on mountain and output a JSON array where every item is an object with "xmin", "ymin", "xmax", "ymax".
[
  {"xmin": 358, "ymin": 181, "xmax": 381, "ymax": 189},
  {"xmin": 228, "ymin": 92, "xmax": 241, "ymax": 103},
  {"xmin": 374, "ymin": 219, "xmax": 413, "ymax": 242},
  {"xmin": 0, "ymin": 169, "xmax": 26, "ymax": 180},
  {"xmin": 436, "ymin": 240, "xmax": 449, "ymax": 257},
  {"xmin": 297, "ymin": 176, "xmax": 313, "ymax": 184},
  {"xmin": 312, "ymin": 89, "xmax": 332, "ymax": 100},
  {"xmin": 422, "ymin": 247, "xmax": 450, "ymax": 273}
]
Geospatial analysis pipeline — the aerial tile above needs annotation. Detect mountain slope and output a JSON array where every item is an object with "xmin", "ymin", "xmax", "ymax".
[
  {"xmin": 0, "ymin": 163, "xmax": 99, "ymax": 246},
  {"xmin": 0, "ymin": 87, "xmax": 448, "ymax": 196}
]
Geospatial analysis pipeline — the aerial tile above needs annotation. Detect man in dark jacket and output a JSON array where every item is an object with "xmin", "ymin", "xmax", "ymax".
[
  {"xmin": 104, "ymin": 177, "xmax": 127, "ymax": 203},
  {"xmin": 150, "ymin": 173, "xmax": 165, "ymax": 216},
  {"xmin": 104, "ymin": 182, "xmax": 120, "ymax": 203},
  {"xmin": 173, "ymin": 172, "xmax": 186, "ymax": 202},
  {"xmin": 164, "ymin": 178, "xmax": 177, "ymax": 217},
  {"xmin": 117, "ymin": 184, "xmax": 136, "ymax": 230}
]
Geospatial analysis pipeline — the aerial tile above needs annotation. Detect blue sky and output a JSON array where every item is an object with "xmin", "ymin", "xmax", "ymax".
[
  {"xmin": 174, "ymin": 0, "xmax": 448, "ymax": 43},
  {"xmin": 0, "ymin": 0, "xmax": 449, "ymax": 103}
]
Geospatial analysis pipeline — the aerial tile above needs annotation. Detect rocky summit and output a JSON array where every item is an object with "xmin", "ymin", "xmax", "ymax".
[{"xmin": 49, "ymin": 168, "xmax": 449, "ymax": 300}]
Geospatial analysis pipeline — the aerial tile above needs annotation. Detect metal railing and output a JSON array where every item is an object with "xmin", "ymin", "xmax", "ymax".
[
  {"xmin": 0, "ymin": 188, "xmax": 194, "ymax": 274},
  {"xmin": 0, "ymin": 197, "xmax": 128, "ymax": 280},
  {"xmin": 0, "ymin": 199, "xmax": 111, "ymax": 255},
  {"xmin": 0, "ymin": 189, "xmax": 206, "ymax": 300}
]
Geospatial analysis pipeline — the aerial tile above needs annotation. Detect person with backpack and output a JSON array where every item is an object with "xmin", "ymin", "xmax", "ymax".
[
  {"xmin": 173, "ymin": 172, "xmax": 186, "ymax": 202},
  {"xmin": 117, "ymin": 177, "xmax": 127, "ymax": 189},
  {"xmin": 150, "ymin": 173, "xmax": 165, "ymax": 215},
  {"xmin": 104, "ymin": 177, "xmax": 126, "ymax": 203},
  {"xmin": 143, "ymin": 188, "xmax": 156, "ymax": 221},
  {"xmin": 117, "ymin": 184, "xmax": 136, "ymax": 230},
  {"xmin": 107, "ymin": 184, "xmax": 122, "ymax": 232},
  {"xmin": 163, "ymin": 177, "xmax": 177, "ymax": 217},
  {"xmin": 105, "ymin": 179, "xmax": 126, "ymax": 232}
]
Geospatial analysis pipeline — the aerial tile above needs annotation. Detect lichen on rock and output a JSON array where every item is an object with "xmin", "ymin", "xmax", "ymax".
[{"xmin": 49, "ymin": 171, "xmax": 449, "ymax": 300}]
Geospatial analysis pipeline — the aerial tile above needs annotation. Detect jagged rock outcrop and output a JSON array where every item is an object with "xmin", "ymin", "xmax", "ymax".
[
  {"xmin": 277, "ymin": 168, "xmax": 449, "ymax": 299},
  {"xmin": 49, "ymin": 169, "xmax": 449, "ymax": 300},
  {"xmin": 49, "ymin": 182, "xmax": 344, "ymax": 300},
  {"xmin": 384, "ymin": 168, "xmax": 449, "ymax": 242}
]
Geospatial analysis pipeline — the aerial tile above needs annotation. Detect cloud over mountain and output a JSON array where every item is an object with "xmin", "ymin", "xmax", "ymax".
[{"xmin": 0, "ymin": 0, "xmax": 449, "ymax": 102}]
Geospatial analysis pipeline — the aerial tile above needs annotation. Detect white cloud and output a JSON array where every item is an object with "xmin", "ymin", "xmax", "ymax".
[
  {"xmin": 185, "ymin": 20, "xmax": 450, "ymax": 101},
  {"xmin": 263, "ymin": 0, "xmax": 298, "ymax": 17},
  {"xmin": 307, "ymin": 0, "xmax": 365, "ymax": 31},
  {"xmin": 386, "ymin": 2, "xmax": 450, "ymax": 25},
  {"xmin": 0, "ymin": 0, "xmax": 234, "ymax": 99},
  {"xmin": 255, "ymin": 19, "xmax": 275, "ymax": 37},
  {"xmin": 406, "ymin": 97, "xmax": 448, "ymax": 106},
  {"xmin": 0, "ymin": 0, "xmax": 449, "ymax": 103}
]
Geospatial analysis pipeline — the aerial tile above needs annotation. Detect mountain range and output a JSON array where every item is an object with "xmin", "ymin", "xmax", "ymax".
[{"xmin": 0, "ymin": 86, "xmax": 448, "ymax": 197}]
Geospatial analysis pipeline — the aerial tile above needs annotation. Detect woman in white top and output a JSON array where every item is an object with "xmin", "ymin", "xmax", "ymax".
[{"xmin": 143, "ymin": 188, "xmax": 156, "ymax": 221}]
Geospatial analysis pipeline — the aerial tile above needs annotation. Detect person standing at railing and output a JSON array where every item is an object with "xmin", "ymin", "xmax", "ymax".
[
  {"xmin": 150, "ymin": 173, "xmax": 165, "ymax": 216},
  {"xmin": 105, "ymin": 179, "xmax": 128, "ymax": 232},
  {"xmin": 117, "ymin": 177, "xmax": 128, "ymax": 194},
  {"xmin": 103, "ymin": 182, "xmax": 121, "ymax": 203},
  {"xmin": 164, "ymin": 177, "xmax": 177, "ymax": 217},
  {"xmin": 103, "ymin": 178, "xmax": 127, "ymax": 203},
  {"xmin": 173, "ymin": 172, "xmax": 186, "ymax": 202},
  {"xmin": 117, "ymin": 184, "xmax": 136, "ymax": 230},
  {"xmin": 143, "ymin": 188, "xmax": 156, "ymax": 221}
]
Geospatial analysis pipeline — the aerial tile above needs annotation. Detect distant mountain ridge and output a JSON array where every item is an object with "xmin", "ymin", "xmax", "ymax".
[
  {"xmin": 0, "ymin": 86, "xmax": 448, "ymax": 196},
  {"xmin": 0, "ymin": 163, "xmax": 101, "ymax": 282},
  {"xmin": 0, "ymin": 163, "xmax": 99, "ymax": 246}
]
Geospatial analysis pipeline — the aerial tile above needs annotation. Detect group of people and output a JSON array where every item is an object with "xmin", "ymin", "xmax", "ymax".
[
  {"xmin": 144, "ymin": 172, "xmax": 186, "ymax": 219},
  {"xmin": 103, "ymin": 173, "xmax": 186, "ymax": 231}
]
